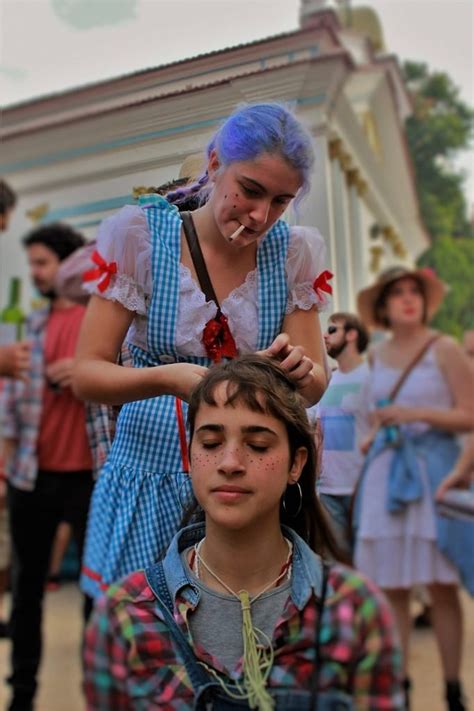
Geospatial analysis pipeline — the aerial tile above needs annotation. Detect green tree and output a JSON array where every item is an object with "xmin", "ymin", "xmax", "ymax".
[
  {"xmin": 403, "ymin": 62, "xmax": 473, "ymax": 336},
  {"xmin": 403, "ymin": 61, "xmax": 473, "ymax": 239},
  {"xmin": 418, "ymin": 238, "xmax": 474, "ymax": 338}
]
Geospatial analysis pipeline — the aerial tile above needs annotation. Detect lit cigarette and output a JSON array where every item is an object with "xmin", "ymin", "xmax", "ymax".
[{"xmin": 229, "ymin": 224, "xmax": 245, "ymax": 241}]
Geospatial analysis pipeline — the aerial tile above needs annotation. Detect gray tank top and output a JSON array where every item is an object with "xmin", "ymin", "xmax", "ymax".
[{"xmin": 181, "ymin": 549, "xmax": 291, "ymax": 671}]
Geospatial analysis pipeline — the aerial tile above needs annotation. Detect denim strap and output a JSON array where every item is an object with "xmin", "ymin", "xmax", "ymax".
[{"xmin": 145, "ymin": 561, "xmax": 212, "ymax": 690}]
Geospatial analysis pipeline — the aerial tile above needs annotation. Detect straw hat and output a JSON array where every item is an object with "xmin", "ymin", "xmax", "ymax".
[
  {"xmin": 357, "ymin": 266, "xmax": 447, "ymax": 329},
  {"xmin": 179, "ymin": 153, "xmax": 205, "ymax": 181}
]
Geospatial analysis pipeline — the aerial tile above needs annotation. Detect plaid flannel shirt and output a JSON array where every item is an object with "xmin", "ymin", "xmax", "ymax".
[
  {"xmin": 1, "ymin": 307, "xmax": 49, "ymax": 491},
  {"xmin": 84, "ymin": 524, "xmax": 403, "ymax": 710}
]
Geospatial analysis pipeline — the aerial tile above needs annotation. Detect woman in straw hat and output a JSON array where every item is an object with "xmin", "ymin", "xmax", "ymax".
[{"xmin": 354, "ymin": 266, "xmax": 473, "ymax": 711}]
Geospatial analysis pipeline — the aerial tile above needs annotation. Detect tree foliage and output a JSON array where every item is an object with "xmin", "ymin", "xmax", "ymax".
[
  {"xmin": 402, "ymin": 61, "xmax": 473, "ymax": 336},
  {"xmin": 403, "ymin": 61, "xmax": 473, "ymax": 239},
  {"xmin": 418, "ymin": 237, "xmax": 474, "ymax": 338}
]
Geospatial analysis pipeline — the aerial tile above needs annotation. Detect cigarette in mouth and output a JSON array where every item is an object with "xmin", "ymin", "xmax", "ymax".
[{"xmin": 228, "ymin": 224, "xmax": 245, "ymax": 241}]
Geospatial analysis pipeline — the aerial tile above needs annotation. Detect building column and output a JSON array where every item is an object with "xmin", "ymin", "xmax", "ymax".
[{"xmin": 330, "ymin": 154, "xmax": 353, "ymax": 311}]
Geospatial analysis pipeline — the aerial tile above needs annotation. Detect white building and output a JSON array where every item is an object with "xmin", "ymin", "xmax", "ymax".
[{"xmin": 0, "ymin": 5, "xmax": 429, "ymax": 313}]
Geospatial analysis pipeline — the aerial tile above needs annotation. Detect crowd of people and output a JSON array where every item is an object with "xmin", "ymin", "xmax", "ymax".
[{"xmin": 0, "ymin": 102, "xmax": 473, "ymax": 711}]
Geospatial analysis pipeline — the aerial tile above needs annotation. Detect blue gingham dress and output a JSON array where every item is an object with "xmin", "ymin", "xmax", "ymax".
[{"xmin": 80, "ymin": 198, "xmax": 290, "ymax": 598}]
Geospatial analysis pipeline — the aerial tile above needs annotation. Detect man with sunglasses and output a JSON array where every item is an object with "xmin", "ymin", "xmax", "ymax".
[{"xmin": 312, "ymin": 313, "xmax": 371, "ymax": 557}]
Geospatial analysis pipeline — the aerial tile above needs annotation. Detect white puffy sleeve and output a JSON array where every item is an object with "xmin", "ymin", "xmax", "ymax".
[
  {"xmin": 285, "ymin": 226, "xmax": 332, "ymax": 314},
  {"xmin": 83, "ymin": 205, "xmax": 151, "ymax": 315}
]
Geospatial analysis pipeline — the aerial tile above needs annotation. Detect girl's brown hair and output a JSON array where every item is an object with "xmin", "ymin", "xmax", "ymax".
[{"xmin": 186, "ymin": 354, "xmax": 343, "ymax": 561}]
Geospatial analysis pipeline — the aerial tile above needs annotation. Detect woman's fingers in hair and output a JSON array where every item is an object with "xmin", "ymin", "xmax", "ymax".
[
  {"xmin": 258, "ymin": 334, "xmax": 314, "ymax": 387},
  {"xmin": 279, "ymin": 345, "xmax": 306, "ymax": 372},
  {"xmin": 258, "ymin": 332, "xmax": 292, "ymax": 361},
  {"xmin": 280, "ymin": 351, "xmax": 314, "ymax": 386}
]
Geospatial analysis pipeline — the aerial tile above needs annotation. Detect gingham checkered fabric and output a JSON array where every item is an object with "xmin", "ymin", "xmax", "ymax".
[{"xmin": 81, "ymin": 196, "xmax": 290, "ymax": 598}]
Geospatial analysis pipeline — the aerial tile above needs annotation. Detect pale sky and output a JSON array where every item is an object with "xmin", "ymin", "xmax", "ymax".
[{"xmin": 1, "ymin": 0, "xmax": 473, "ymax": 200}]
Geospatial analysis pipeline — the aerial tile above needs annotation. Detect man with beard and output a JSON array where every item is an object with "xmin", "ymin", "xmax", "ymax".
[
  {"xmin": 311, "ymin": 312, "xmax": 370, "ymax": 558},
  {"xmin": 1, "ymin": 223, "xmax": 93, "ymax": 711}
]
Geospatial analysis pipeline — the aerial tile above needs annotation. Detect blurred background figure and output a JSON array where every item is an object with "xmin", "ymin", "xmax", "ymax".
[
  {"xmin": 0, "ymin": 179, "xmax": 17, "ymax": 232},
  {"xmin": 0, "ymin": 178, "xmax": 30, "ymax": 642},
  {"xmin": 0, "ymin": 179, "xmax": 30, "ymax": 380},
  {"xmin": 309, "ymin": 312, "xmax": 370, "ymax": 558},
  {"xmin": 354, "ymin": 266, "xmax": 473, "ymax": 711},
  {"xmin": 1, "ymin": 223, "xmax": 95, "ymax": 711},
  {"xmin": 435, "ymin": 329, "xmax": 474, "ymax": 509}
]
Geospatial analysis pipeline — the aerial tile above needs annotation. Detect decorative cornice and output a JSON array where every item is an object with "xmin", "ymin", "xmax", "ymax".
[
  {"xmin": 329, "ymin": 139, "xmax": 368, "ymax": 196},
  {"xmin": 369, "ymin": 245, "xmax": 384, "ymax": 273},
  {"xmin": 382, "ymin": 225, "xmax": 407, "ymax": 258},
  {"xmin": 346, "ymin": 168, "xmax": 368, "ymax": 196}
]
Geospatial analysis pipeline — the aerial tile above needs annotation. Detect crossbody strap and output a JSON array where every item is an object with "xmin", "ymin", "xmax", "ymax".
[
  {"xmin": 181, "ymin": 211, "xmax": 220, "ymax": 311},
  {"xmin": 388, "ymin": 333, "xmax": 441, "ymax": 402}
]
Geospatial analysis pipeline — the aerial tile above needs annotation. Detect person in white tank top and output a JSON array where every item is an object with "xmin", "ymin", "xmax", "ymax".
[{"xmin": 356, "ymin": 266, "xmax": 473, "ymax": 711}]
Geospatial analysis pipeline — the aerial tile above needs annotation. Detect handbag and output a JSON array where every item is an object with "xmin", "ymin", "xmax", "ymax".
[{"xmin": 436, "ymin": 488, "xmax": 474, "ymax": 522}]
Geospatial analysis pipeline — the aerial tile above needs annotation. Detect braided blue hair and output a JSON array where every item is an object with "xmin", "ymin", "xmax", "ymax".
[{"xmin": 166, "ymin": 103, "xmax": 314, "ymax": 208}]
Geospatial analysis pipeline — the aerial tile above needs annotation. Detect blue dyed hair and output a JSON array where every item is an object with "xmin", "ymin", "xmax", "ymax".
[{"xmin": 166, "ymin": 103, "xmax": 315, "ymax": 208}]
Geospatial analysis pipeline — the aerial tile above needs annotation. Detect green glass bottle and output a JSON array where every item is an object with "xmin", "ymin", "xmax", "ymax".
[{"xmin": 0, "ymin": 277, "xmax": 25, "ymax": 343}]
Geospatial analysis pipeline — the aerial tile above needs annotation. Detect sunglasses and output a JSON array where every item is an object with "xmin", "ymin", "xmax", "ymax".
[{"xmin": 326, "ymin": 324, "xmax": 344, "ymax": 335}]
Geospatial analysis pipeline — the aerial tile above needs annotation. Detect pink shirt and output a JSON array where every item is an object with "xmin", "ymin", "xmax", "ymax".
[{"xmin": 37, "ymin": 304, "xmax": 92, "ymax": 472}]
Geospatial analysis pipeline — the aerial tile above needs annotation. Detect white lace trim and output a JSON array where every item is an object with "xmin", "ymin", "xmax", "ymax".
[
  {"xmin": 118, "ymin": 267, "xmax": 327, "ymax": 353},
  {"xmin": 177, "ymin": 265, "xmax": 258, "ymax": 355},
  {"xmin": 286, "ymin": 282, "xmax": 330, "ymax": 314},
  {"xmin": 89, "ymin": 219, "xmax": 330, "ymax": 352},
  {"xmin": 83, "ymin": 273, "xmax": 147, "ymax": 316}
]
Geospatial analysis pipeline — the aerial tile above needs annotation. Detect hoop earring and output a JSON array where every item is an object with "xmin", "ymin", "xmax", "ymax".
[
  {"xmin": 178, "ymin": 476, "xmax": 194, "ymax": 510},
  {"xmin": 282, "ymin": 482, "xmax": 303, "ymax": 518}
]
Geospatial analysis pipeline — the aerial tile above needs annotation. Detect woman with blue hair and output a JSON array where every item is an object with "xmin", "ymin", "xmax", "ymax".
[{"xmin": 74, "ymin": 102, "xmax": 332, "ymax": 599}]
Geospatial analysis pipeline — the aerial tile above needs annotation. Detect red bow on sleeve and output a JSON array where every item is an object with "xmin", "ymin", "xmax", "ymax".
[
  {"xmin": 202, "ymin": 311, "xmax": 238, "ymax": 363},
  {"xmin": 82, "ymin": 250, "xmax": 117, "ymax": 293},
  {"xmin": 313, "ymin": 270, "xmax": 334, "ymax": 298}
]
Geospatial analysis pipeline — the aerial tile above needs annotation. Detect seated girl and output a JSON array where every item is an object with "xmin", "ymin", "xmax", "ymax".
[{"xmin": 84, "ymin": 355, "xmax": 403, "ymax": 710}]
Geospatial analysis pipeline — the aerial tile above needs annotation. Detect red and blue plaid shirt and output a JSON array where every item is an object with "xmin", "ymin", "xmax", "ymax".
[{"xmin": 84, "ymin": 525, "xmax": 403, "ymax": 710}]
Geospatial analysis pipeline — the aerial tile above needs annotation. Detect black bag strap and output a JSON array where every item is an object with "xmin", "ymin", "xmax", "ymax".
[
  {"xmin": 181, "ymin": 211, "xmax": 221, "ymax": 311},
  {"xmin": 310, "ymin": 560, "xmax": 330, "ymax": 703}
]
